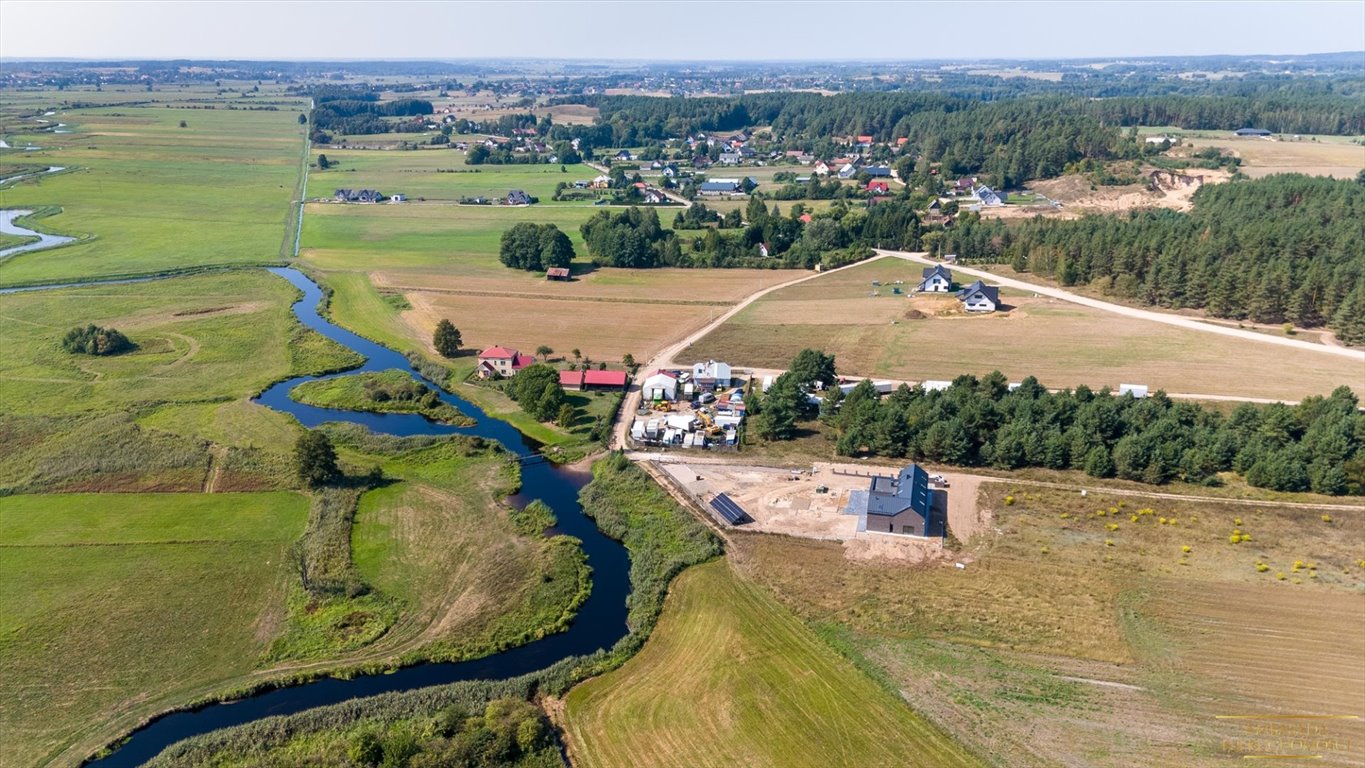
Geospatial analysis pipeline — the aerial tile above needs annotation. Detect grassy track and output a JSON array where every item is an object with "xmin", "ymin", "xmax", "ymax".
[
  {"xmin": 563, "ymin": 559, "xmax": 982, "ymax": 768},
  {"xmin": 0, "ymin": 492, "xmax": 308, "ymax": 767}
]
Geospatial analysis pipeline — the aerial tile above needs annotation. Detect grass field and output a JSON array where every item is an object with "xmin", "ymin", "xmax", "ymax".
[
  {"xmin": 290, "ymin": 369, "xmax": 473, "ymax": 425},
  {"xmin": 0, "ymin": 270, "xmax": 361, "ymax": 493},
  {"xmin": 732, "ymin": 484, "xmax": 1365, "ymax": 767},
  {"xmin": 562, "ymin": 558, "xmax": 982, "ymax": 768},
  {"xmin": 308, "ymin": 149, "xmax": 596, "ymax": 204},
  {"xmin": 684, "ymin": 257, "xmax": 1362, "ymax": 401},
  {"xmin": 1137, "ymin": 126, "xmax": 1364, "ymax": 179},
  {"xmin": 0, "ymin": 492, "xmax": 308, "ymax": 767},
  {"xmin": 0, "ymin": 99, "xmax": 308, "ymax": 286},
  {"xmin": 350, "ymin": 438, "xmax": 588, "ymax": 664}
]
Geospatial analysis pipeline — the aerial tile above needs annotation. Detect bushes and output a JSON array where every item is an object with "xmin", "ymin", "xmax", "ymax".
[
  {"xmin": 60, "ymin": 324, "xmax": 133, "ymax": 355},
  {"xmin": 506, "ymin": 364, "xmax": 565, "ymax": 422},
  {"xmin": 500, "ymin": 223, "xmax": 575, "ymax": 271},
  {"xmin": 578, "ymin": 453, "xmax": 722, "ymax": 638}
]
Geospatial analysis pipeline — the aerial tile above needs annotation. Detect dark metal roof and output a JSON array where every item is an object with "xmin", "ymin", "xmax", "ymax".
[{"xmin": 865, "ymin": 464, "xmax": 931, "ymax": 520}]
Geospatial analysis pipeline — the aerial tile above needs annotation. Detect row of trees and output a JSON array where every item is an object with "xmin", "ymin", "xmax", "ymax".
[
  {"xmin": 746, "ymin": 352, "xmax": 1364, "ymax": 495},
  {"xmin": 941, "ymin": 174, "xmax": 1365, "ymax": 343},
  {"xmin": 309, "ymin": 91, "xmax": 433, "ymax": 137},
  {"xmin": 465, "ymin": 141, "xmax": 581, "ymax": 165},
  {"xmin": 577, "ymin": 198, "xmax": 920, "ymax": 271},
  {"xmin": 499, "ymin": 222, "xmax": 575, "ymax": 271}
]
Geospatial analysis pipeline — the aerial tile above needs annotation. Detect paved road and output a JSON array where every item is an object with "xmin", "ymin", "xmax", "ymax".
[{"xmin": 878, "ymin": 249, "xmax": 1365, "ymax": 362}]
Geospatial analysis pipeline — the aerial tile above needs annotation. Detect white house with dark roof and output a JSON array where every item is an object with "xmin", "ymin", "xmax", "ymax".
[
  {"xmin": 957, "ymin": 280, "xmax": 1000, "ymax": 312},
  {"xmin": 916, "ymin": 264, "xmax": 953, "ymax": 293}
]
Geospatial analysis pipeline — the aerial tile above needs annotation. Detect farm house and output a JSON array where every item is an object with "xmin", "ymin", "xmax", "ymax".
[
  {"xmin": 843, "ymin": 463, "xmax": 944, "ymax": 537},
  {"xmin": 957, "ymin": 280, "xmax": 1000, "ymax": 313},
  {"xmin": 916, "ymin": 264, "xmax": 953, "ymax": 293}
]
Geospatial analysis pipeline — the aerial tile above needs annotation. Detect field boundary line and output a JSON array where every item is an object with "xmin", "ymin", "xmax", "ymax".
[{"xmin": 378, "ymin": 285, "xmax": 729, "ymax": 307}]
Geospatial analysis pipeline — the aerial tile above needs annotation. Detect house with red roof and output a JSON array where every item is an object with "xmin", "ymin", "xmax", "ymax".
[
  {"xmin": 866, "ymin": 180, "xmax": 890, "ymax": 194},
  {"xmin": 560, "ymin": 368, "xmax": 629, "ymax": 391},
  {"xmin": 476, "ymin": 346, "xmax": 536, "ymax": 379}
]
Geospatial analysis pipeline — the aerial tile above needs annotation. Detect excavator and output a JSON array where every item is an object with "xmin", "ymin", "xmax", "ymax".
[{"xmin": 696, "ymin": 409, "xmax": 725, "ymax": 438}]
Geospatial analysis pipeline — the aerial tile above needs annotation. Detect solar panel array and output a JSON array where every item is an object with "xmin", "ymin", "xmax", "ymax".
[{"xmin": 709, "ymin": 493, "xmax": 750, "ymax": 525}]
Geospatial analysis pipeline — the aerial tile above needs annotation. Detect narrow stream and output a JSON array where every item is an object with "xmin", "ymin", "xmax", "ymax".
[{"xmin": 69, "ymin": 267, "xmax": 633, "ymax": 766}]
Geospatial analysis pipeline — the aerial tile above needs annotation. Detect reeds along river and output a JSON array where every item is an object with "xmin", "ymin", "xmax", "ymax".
[{"xmin": 59, "ymin": 266, "xmax": 633, "ymax": 767}]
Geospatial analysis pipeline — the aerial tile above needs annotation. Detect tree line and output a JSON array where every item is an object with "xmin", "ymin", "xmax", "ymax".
[
  {"xmin": 580, "ymin": 89, "xmax": 1360, "ymax": 185},
  {"xmin": 746, "ymin": 351, "xmax": 1364, "ymax": 496},
  {"xmin": 574, "ymin": 199, "xmax": 921, "ymax": 271},
  {"xmin": 941, "ymin": 174, "xmax": 1365, "ymax": 343},
  {"xmin": 308, "ymin": 87, "xmax": 433, "ymax": 138}
]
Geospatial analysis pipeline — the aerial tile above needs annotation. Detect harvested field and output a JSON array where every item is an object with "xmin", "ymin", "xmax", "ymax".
[
  {"xmin": 404, "ymin": 290, "xmax": 727, "ymax": 363},
  {"xmin": 1141, "ymin": 581, "xmax": 1364, "ymax": 763},
  {"xmin": 562, "ymin": 559, "xmax": 983, "ymax": 768},
  {"xmin": 1175, "ymin": 132, "xmax": 1364, "ymax": 179},
  {"xmin": 731, "ymin": 483, "xmax": 1365, "ymax": 767},
  {"xmin": 685, "ymin": 258, "xmax": 1363, "ymax": 401}
]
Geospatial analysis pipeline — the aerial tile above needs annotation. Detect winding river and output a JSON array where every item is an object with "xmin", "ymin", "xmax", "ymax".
[
  {"xmin": 0, "ymin": 206, "xmax": 75, "ymax": 261},
  {"xmin": 51, "ymin": 267, "xmax": 634, "ymax": 766}
]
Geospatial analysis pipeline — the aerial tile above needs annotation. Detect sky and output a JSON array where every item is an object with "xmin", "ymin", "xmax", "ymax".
[{"xmin": 1, "ymin": 0, "xmax": 1362, "ymax": 61}]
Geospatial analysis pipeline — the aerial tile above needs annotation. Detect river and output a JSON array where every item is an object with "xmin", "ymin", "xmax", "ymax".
[
  {"xmin": 0, "ymin": 206, "xmax": 75, "ymax": 261},
  {"xmin": 66, "ymin": 267, "xmax": 633, "ymax": 766}
]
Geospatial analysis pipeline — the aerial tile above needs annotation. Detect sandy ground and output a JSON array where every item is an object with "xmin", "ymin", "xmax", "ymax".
[
  {"xmin": 652, "ymin": 458, "xmax": 966, "ymax": 562},
  {"xmin": 1026, "ymin": 168, "xmax": 1232, "ymax": 215}
]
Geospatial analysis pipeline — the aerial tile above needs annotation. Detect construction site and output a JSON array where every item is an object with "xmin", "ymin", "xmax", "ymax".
[{"xmin": 641, "ymin": 459, "xmax": 985, "ymax": 562}]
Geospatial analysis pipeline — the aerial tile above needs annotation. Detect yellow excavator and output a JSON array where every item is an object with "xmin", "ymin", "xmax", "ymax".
[{"xmin": 697, "ymin": 410, "xmax": 724, "ymax": 437}]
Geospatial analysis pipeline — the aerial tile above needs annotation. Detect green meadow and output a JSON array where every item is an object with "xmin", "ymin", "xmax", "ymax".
[
  {"xmin": 0, "ymin": 98, "xmax": 308, "ymax": 286},
  {"xmin": 0, "ymin": 86, "xmax": 612, "ymax": 767},
  {"xmin": 307, "ymin": 148, "xmax": 596, "ymax": 203},
  {"xmin": 300, "ymin": 199, "xmax": 600, "ymax": 274},
  {"xmin": 0, "ymin": 492, "xmax": 309, "ymax": 768}
]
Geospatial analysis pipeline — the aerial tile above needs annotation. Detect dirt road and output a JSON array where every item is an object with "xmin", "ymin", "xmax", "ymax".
[
  {"xmin": 879, "ymin": 249, "xmax": 1365, "ymax": 363},
  {"xmin": 609, "ymin": 253, "xmax": 895, "ymax": 448}
]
